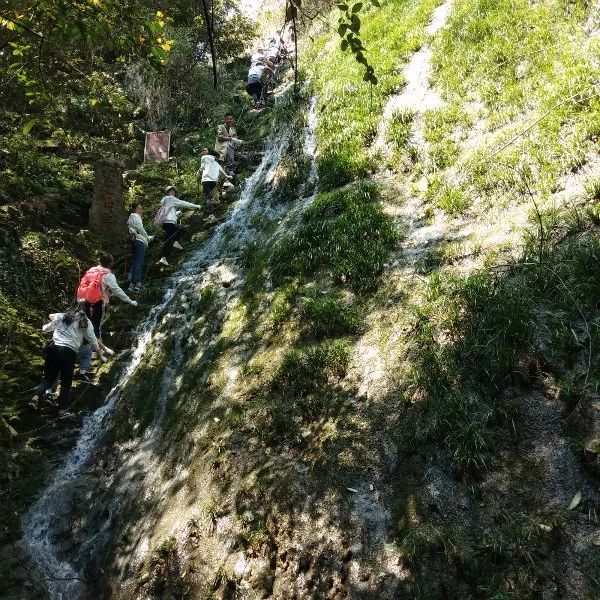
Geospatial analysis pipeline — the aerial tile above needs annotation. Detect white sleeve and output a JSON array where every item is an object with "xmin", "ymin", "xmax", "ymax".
[
  {"xmin": 133, "ymin": 213, "xmax": 149, "ymax": 238},
  {"xmin": 83, "ymin": 321, "xmax": 101, "ymax": 353},
  {"xmin": 173, "ymin": 198, "xmax": 200, "ymax": 210},
  {"xmin": 103, "ymin": 273, "xmax": 135, "ymax": 304},
  {"xmin": 219, "ymin": 164, "xmax": 228, "ymax": 177},
  {"xmin": 42, "ymin": 313, "xmax": 62, "ymax": 332}
]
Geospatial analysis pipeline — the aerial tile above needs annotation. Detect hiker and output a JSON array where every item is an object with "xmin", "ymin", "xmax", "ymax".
[
  {"xmin": 77, "ymin": 253, "xmax": 138, "ymax": 354},
  {"xmin": 127, "ymin": 203, "xmax": 154, "ymax": 292},
  {"xmin": 198, "ymin": 149, "xmax": 233, "ymax": 211},
  {"xmin": 29, "ymin": 300, "xmax": 104, "ymax": 417},
  {"xmin": 246, "ymin": 51, "xmax": 275, "ymax": 110},
  {"xmin": 215, "ymin": 114, "xmax": 242, "ymax": 180},
  {"xmin": 266, "ymin": 34, "xmax": 287, "ymax": 66},
  {"xmin": 155, "ymin": 185, "xmax": 201, "ymax": 266}
]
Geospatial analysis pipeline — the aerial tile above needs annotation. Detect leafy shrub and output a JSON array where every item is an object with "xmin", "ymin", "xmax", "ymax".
[{"xmin": 271, "ymin": 180, "xmax": 399, "ymax": 292}]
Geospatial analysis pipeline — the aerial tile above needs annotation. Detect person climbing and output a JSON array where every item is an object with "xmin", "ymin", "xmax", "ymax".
[
  {"xmin": 215, "ymin": 113, "xmax": 241, "ymax": 182},
  {"xmin": 127, "ymin": 203, "xmax": 154, "ymax": 292},
  {"xmin": 198, "ymin": 149, "xmax": 233, "ymax": 212},
  {"xmin": 77, "ymin": 253, "xmax": 138, "ymax": 355},
  {"xmin": 266, "ymin": 33, "xmax": 287, "ymax": 67},
  {"xmin": 246, "ymin": 50, "xmax": 275, "ymax": 110},
  {"xmin": 29, "ymin": 300, "xmax": 104, "ymax": 418},
  {"xmin": 155, "ymin": 185, "xmax": 201, "ymax": 267}
]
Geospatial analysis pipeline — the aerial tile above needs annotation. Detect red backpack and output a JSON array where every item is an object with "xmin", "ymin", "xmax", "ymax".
[{"xmin": 77, "ymin": 266, "xmax": 110, "ymax": 304}]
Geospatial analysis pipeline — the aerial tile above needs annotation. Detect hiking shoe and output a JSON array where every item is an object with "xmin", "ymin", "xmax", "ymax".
[
  {"xmin": 222, "ymin": 181, "xmax": 235, "ymax": 189},
  {"xmin": 157, "ymin": 257, "xmax": 169, "ymax": 266},
  {"xmin": 173, "ymin": 241, "xmax": 184, "ymax": 250},
  {"xmin": 128, "ymin": 284, "xmax": 136, "ymax": 292},
  {"xmin": 75, "ymin": 372, "xmax": 93, "ymax": 384},
  {"xmin": 28, "ymin": 396, "xmax": 39, "ymax": 410},
  {"xmin": 42, "ymin": 393, "xmax": 57, "ymax": 407},
  {"xmin": 57, "ymin": 410, "xmax": 75, "ymax": 419},
  {"xmin": 103, "ymin": 346, "xmax": 115, "ymax": 356},
  {"xmin": 134, "ymin": 284, "xmax": 143, "ymax": 292}
]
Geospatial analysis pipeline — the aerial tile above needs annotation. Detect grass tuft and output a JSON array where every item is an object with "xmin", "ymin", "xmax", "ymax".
[{"xmin": 271, "ymin": 180, "xmax": 399, "ymax": 293}]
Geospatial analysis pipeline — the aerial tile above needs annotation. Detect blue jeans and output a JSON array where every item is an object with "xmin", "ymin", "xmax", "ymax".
[
  {"xmin": 79, "ymin": 344, "xmax": 92, "ymax": 371},
  {"xmin": 129, "ymin": 240, "xmax": 146, "ymax": 283}
]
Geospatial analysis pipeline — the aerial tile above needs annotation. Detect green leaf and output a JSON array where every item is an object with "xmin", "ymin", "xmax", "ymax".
[
  {"xmin": 350, "ymin": 14, "xmax": 360, "ymax": 32},
  {"xmin": 371, "ymin": 0, "xmax": 381, "ymax": 6},
  {"xmin": 338, "ymin": 23, "xmax": 348, "ymax": 36},
  {"xmin": 352, "ymin": 2, "xmax": 363, "ymax": 13},
  {"xmin": 337, "ymin": 3, "xmax": 349, "ymax": 10},
  {"xmin": 341, "ymin": 39, "xmax": 348, "ymax": 51},
  {"xmin": 22, "ymin": 119, "xmax": 37, "ymax": 135},
  {"xmin": 569, "ymin": 491, "xmax": 582, "ymax": 510}
]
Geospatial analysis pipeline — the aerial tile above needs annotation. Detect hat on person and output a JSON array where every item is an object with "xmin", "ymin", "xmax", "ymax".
[{"xmin": 165, "ymin": 184, "xmax": 177, "ymax": 193}]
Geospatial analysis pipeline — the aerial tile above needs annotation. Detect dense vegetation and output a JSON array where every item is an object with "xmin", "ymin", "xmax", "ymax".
[{"xmin": 2, "ymin": 0, "xmax": 600, "ymax": 597}]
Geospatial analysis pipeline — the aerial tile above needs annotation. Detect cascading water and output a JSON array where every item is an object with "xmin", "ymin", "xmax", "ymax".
[{"xmin": 23, "ymin": 91, "xmax": 318, "ymax": 599}]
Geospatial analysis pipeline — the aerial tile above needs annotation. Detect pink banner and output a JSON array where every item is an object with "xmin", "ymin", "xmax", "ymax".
[{"xmin": 144, "ymin": 131, "xmax": 171, "ymax": 163}]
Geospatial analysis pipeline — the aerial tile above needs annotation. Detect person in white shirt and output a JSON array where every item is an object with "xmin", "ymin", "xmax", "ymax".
[
  {"xmin": 127, "ymin": 204, "xmax": 154, "ymax": 292},
  {"xmin": 29, "ymin": 300, "xmax": 104, "ymax": 417},
  {"xmin": 156, "ymin": 185, "xmax": 201, "ymax": 267},
  {"xmin": 246, "ymin": 50, "xmax": 275, "ymax": 110},
  {"xmin": 198, "ymin": 149, "xmax": 233, "ymax": 210}
]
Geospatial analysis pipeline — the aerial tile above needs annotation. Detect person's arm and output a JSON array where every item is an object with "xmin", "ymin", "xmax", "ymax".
[
  {"xmin": 218, "ymin": 164, "xmax": 230, "ymax": 178},
  {"xmin": 83, "ymin": 321, "xmax": 101, "ymax": 354},
  {"xmin": 133, "ymin": 213, "xmax": 149, "ymax": 239},
  {"xmin": 172, "ymin": 198, "xmax": 201, "ymax": 210},
  {"xmin": 42, "ymin": 313, "xmax": 62, "ymax": 333},
  {"xmin": 217, "ymin": 125, "xmax": 232, "ymax": 142},
  {"xmin": 103, "ymin": 273, "xmax": 137, "ymax": 305}
]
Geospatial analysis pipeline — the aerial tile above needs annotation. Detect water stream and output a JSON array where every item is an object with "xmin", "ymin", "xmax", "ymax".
[{"xmin": 23, "ymin": 92, "xmax": 318, "ymax": 599}]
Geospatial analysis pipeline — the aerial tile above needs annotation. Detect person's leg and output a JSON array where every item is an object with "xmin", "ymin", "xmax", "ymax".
[
  {"xmin": 78, "ymin": 344, "xmax": 92, "ymax": 374},
  {"xmin": 225, "ymin": 146, "xmax": 236, "ymax": 178},
  {"xmin": 57, "ymin": 347, "xmax": 77, "ymax": 411},
  {"xmin": 90, "ymin": 300, "xmax": 103, "ymax": 339},
  {"xmin": 130, "ymin": 240, "xmax": 146, "ymax": 285},
  {"xmin": 173, "ymin": 225, "xmax": 185, "ymax": 243},
  {"xmin": 31, "ymin": 344, "xmax": 60, "ymax": 404},
  {"xmin": 162, "ymin": 222, "xmax": 178, "ymax": 258},
  {"xmin": 203, "ymin": 181, "xmax": 217, "ymax": 209}
]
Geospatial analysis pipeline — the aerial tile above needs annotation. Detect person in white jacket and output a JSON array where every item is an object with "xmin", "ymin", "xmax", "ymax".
[
  {"xmin": 157, "ymin": 185, "xmax": 201, "ymax": 266},
  {"xmin": 29, "ymin": 300, "xmax": 104, "ymax": 417},
  {"xmin": 127, "ymin": 204, "xmax": 154, "ymax": 292},
  {"xmin": 197, "ymin": 149, "xmax": 233, "ymax": 210}
]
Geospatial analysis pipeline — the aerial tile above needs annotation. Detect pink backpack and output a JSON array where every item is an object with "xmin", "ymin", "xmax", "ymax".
[
  {"xmin": 154, "ymin": 204, "xmax": 168, "ymax": 228},
  {"xmin": 77, "ymin": 266, "xmax": 110, "ymax": 304}
]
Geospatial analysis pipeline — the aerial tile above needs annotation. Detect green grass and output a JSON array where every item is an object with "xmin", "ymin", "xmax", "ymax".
[
  {"xmin": 401, "ymin": 210, "xmax": 600, "ymax": 474},
  {"xmin": 271, "ymin": 180, "xmax": 399, "ymax": 293},
  {"xmin": 300, "ymin": 292, "xmax": 362, "ymax": 339},
  {"xmin": 263, "ymin": 339, "xmax": 352, "ymax": 445},
  {"xmin": 305, "ymin": 0, "xmax": 444, "ymax": 190},
  {"xmin": 429, "ymin": 0, "xmax": 599, "ymax": 202}
]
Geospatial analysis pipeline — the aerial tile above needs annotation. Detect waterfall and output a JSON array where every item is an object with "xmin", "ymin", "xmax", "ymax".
[{"xmin": 22, "ymin": 93, "xmax": 318, "ymax": 600}]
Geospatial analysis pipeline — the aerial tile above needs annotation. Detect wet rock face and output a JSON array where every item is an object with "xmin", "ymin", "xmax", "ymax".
[{"xmin": 89, "ymin": 160, "xmax": 128, "ymax": 238}]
